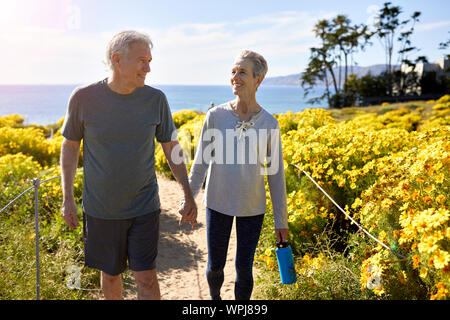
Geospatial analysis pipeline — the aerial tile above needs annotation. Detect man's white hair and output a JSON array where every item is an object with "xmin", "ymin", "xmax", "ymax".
[{"xmin": 105, "ymin": 30, "xmax": 153, "ymax": 70}]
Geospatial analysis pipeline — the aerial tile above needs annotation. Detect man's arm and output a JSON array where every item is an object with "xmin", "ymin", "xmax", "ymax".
[
  {"xmin": 160, "ymin": 140, "xmax": 197, "ymax": 228},
  {"xmin": 60, "ymin": 137, "xmax": 81, "ymax": 229}
]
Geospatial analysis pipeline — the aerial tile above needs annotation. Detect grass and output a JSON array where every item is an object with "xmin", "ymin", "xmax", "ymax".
[
  {"xmin": 0, "ymin": 207, "xmax": 99, "ymax": 300},
  {"xmin": 253, "ymin": 208, "xmax": 380, "ymax": 300},
  {"xmin": 328, "ymin": 100, "xmax": 434, "ymax": 122}
]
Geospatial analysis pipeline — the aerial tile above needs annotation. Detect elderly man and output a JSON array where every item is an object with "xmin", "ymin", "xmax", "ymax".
[{"xmin": 60, "ymin": 30, "xmax": 197, "ymax": 300}]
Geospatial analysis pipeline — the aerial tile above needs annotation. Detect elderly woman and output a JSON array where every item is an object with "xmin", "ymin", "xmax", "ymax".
[{"xmin": 187, "ymin": 50, "xmax": 289, "ymax": 300}]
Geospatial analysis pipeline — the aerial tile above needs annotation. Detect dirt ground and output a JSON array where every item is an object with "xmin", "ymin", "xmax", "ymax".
[{"xmin": 96, "ymin": 174, "xmax": 238, "ymax": 300}]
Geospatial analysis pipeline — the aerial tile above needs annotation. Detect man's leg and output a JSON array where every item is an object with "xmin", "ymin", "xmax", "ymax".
[
  {"xmin": 101, "ymin": 271, "xmax": 123, "ymax": 300},
  {"xmin": 83, "ymin": 212, "xmax": 129, "ymax": 300},
  {"xmin": 133, "ymin": 269, "xmax": 161, "ymax": 300},
  {"xmin": 128, "ymin": 210, "xmax": 161, "ymax": 299}
]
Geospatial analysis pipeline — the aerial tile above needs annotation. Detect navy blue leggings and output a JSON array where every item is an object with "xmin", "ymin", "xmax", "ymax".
[{"xmin": 206, "ymin": 207, "xmax": 265, "ymax": 300}]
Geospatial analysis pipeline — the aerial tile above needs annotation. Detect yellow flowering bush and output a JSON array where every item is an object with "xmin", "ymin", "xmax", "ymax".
[
  {"xmin": 436, "ymin": 94, "xmax": 450, "ymax": 104},
  {"xmin": 1, "ymin": 94, "xmax": 449, "ymax": 299},
  {"xmin": 172, "ymin": 109, "xmax": 201, "ymax": 128},
  {"xmin": 275, "ymin": 108, "xmax": 336, "ymax": 134},
  {"xmin": 0, "ymin": 126, "xmax": 58, "ymax": 166},
  {"xmin": 0, "ymin": 153, "xmax": 41, "ymax": 185},
  {"xmin": 376, "ymin": 107, "xmax": 422, "ymax": 131},
  {"xmin": 0, "ymin": 115, "xmax": 84, "ymax": 261},
  {"xmin": 420, "ymin": 95, "xmax": 450, "ymax": 131},
  {"xmin": 0, "ymin": 114, "xmax": 25, "ymax": 128},
  {"xmin": 356, "ymin": 127, "xmax": 449, "ymax": 299},
  {"xmin": 282, "ymin": 112, "xmax": 416, "ymax": 214},
  {"xmin": 260, "ymin": 95, "xmax": 449, "ymax": 299},
  {"xmin": 155, "ymin": 113, "xmax": 205, "ymax": 178}
]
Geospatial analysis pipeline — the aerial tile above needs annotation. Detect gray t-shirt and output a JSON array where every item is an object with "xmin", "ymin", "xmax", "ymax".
[{"xmin": 61, "ymin": 78, "xmax": 176, "ymax": 219}]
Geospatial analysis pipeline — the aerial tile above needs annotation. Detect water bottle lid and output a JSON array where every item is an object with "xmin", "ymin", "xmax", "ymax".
[{"xmin": 276, "ymin": 241, "xmax": 290, "ymax": 249}]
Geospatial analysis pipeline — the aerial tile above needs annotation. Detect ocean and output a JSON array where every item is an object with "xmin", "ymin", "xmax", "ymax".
[{"xmin": 0, "ymin": 84, "xmax": 324, "ymax": 125}]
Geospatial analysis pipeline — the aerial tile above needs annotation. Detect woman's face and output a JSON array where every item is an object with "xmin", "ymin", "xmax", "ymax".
[{"xmin": 230, "ymin": 58, "xmax": 262, "ymax": 97}]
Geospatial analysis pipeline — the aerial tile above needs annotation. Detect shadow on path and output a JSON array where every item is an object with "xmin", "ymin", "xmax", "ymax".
[{"xmin": 156, "ymin": 209, "xmax": 205, "ymax": 275}]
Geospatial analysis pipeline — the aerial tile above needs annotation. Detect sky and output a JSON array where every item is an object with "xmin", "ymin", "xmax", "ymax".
[{"xmin": 0, "ymin": 0, "xmax": 448, "ymax": 85}]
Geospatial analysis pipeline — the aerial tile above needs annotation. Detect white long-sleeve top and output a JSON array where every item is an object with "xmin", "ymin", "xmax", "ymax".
[{"xmin": 188, "ymin": 102, "xmax": 288, "ymax": 229}]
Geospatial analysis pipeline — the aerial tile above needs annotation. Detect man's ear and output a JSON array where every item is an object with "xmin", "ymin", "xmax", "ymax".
[{"xmin": 111, "ymin": 53, "xmax": 121, "ymax": 67}]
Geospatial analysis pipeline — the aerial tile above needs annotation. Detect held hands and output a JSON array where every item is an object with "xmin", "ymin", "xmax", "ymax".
[
  {"xmin": 178, "ymin": 195, "xmax": 198, "ymax": 229},
  {"xmin": 61, "ymin": 198, "xmax": 79, "ymax": 230}
]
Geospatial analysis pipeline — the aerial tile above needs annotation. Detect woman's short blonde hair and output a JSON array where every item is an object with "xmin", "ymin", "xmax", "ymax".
[
  {"xmin": 105, "ymin": 30, "xmax": 153, "ymax": 70},
  {"xmin": 235, "ymin": 50, "xmax": 268, "ymax": 79}
]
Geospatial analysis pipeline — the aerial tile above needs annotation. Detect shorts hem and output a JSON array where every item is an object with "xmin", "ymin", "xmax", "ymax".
[
  {"xmin": 84, "ymin": 261, "xmax": 127, "ymax": 277},
  {"xmin": 129, "ymin": 263, "xmax": 157, "ymax": 272}
]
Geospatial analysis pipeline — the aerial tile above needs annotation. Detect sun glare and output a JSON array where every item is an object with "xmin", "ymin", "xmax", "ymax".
[
  {"xmin": 0, "ymin": 1, "xmax": 19, "ymax": 25},
  {"xmin": 0, "ymin": 0, "xmax": 74, "ymax": 30}
]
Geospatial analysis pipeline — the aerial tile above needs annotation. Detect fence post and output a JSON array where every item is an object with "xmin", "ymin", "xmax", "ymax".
[{"xmin": 33, "ymin": 178, "xmax": 40, "ymax": 301}]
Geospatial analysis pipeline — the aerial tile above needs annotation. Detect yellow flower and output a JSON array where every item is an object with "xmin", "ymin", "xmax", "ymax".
[
  {"xmin": 431, "ymin": 282, "xmax": 449, "ymax": 300},
  {"xmin": 412, "ymin": 255, "xmax": 420, "ymax": 269},
  {"xmin": 419, "ymin": 268, "xmax": 428, "ymax": 279},
  {"xmin": 398, "ymin": 271, "xmax": 408, "ymax": 285},
  {"xmin": 423, "ymin": 196, "xmax": 432, "ymax": 205},
  {"xmin": 433, "ymin": 250, "xmax": 450, "ymax": 270},
  {"xmin": 418, "ymin": 232, "xmax": 441, "ymax": 254},
  {"xmin": 435, "ymin": 174, "xmax": 444, "ymax": 184},
  {"xmin": 436, "ymin": 195, "xmax": 446, "ymax": 205},
  {"xmin": 381, "ymin": 198, "xmax": 394, "ymax": 209},
  {"xmin": 351, "ymin": 197, "xmax": 362, "ymax": 209}
]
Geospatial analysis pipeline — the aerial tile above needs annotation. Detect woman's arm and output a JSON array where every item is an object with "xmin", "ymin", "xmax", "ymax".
[
  {"xmin": 188, "ymin": 112, "xmax": 213, "ymax": 198},
  {"xmin": 266, "ymin": 125, "xmax": 289, "ymax": 242}
]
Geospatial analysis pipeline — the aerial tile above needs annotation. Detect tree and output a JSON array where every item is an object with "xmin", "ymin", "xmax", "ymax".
[
  {"xmin": 301, "ymin": 47, "xmax": 333, "ymax": 107},
  {"xmin": 396, "ymin": 11, "xmax": 421, "ymax": 95},
  {"xmin": 301, "ymin": 19, "xmax": 339, "ymax": 107},
  {"xmin": 301, "ymin": 16, "xmax": 372, "ymax": 108},
  {"xmin": 439, "ymin": 31, "xmax": 450, "ymax": 50},
  {"xmin": 438, "ymin": 31, "xmax": 450, "ymax": 64},
  {"xmin": 331, "ymin": 15, "xmax": 372, "ymax": 88},
  {"xmin": 344, "ymin": 73, "xmax": 388, "ymax": 104},
  {"xmin": 374, "ymin": 2, "xmax": 421, "ymax": 95}
]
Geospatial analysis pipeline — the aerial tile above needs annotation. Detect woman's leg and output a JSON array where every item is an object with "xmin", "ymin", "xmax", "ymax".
[
  {"xmin": 234, "ymin": 214, "xmax": 265, "ymax": 300},
  {"xmin": 206, "ymin": 207, "xmax": 234, "ymax": 300}
]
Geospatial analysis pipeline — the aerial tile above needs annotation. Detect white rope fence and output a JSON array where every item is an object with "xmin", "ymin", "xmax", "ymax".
[{"xmin": 291, "ymin": 164, "xmax": 406, "ymax": 259}]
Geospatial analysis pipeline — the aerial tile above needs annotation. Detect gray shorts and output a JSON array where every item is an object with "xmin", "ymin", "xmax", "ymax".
[{"xmin": 82, "ymin": 209, "xmax": 160, "ymax": 276}]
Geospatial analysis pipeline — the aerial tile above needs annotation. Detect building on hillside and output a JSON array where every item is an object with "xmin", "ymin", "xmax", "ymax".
[{"xmin": 400, "ymin": 56, "xmax": 450, "ymax": 95}]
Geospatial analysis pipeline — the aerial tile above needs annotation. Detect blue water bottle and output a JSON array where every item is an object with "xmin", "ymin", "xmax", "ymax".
[{"xmin": 276, "ymin": 238, "xmax": 297, "ymax": 284}]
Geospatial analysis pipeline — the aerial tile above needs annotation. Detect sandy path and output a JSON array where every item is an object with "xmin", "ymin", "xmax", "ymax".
[{"xmin": 120, "ymin": 174, "xmax": 237, "ymax": 300}]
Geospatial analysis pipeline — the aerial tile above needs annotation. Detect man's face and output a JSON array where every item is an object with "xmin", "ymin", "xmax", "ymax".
[{"xmin": 115, "ymin": 41, "xmax": 152, "ymax": 89}]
